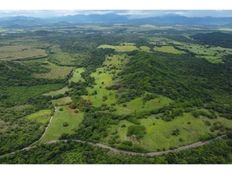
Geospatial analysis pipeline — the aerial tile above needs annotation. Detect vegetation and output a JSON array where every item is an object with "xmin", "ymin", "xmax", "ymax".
[
  {"xmin": 0, "ymin": 24, "xmax": 232, "ymax": 164},
  {"xmin": 40, "ymin": 106, "xmax": 84, "ymax": 143},
  {"xmin": 0, "ymin": 45, "xmax": 47, "ymax": 60},
  {"xmin": 155, "ymin": 45, "xmax": 184, "ymax": 54},
  {"xmin": 1, "ymin": 135, "xmax": 232, "ymax": 164}
]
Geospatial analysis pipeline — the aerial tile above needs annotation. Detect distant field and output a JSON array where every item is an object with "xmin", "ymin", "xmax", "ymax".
[
  {"xmin": 0, "ymin": 84, "xmax": 62, "ymax": 105},
  {"xmin": 0, "ymin": 119, "xmax": 8, "ymax": 133},
  {"xmin": 98, "ymin": 43, "xmax": 152, "ymax": 53},
  {"xmin": 0, "ymin": 45, "xmax": 47, "ymax": 61},
  {"xmin": 49, "ymin": 46, "xmax": 79, "ymax": 65},
  {"xmin": 43, "ymin": 87, "xmax": 70, "ymax": 97},
  {"xmin": 98, "ymin": 44, "xmax": 138, "ymax": 52},
  {"xmin": 52, "ymin": 96, "xmax": 72, "ymax": 106},
  {"xmin": 40, "ymin": 106, "xmax": 84, "ymax": 143},
  {"xmin": 33, "ymin": 62, "xmax": 73, "ymax": 79},
  {"xmin": 26, "ymin": 109, "xmax": 52, "ymax": 124},
  {"xmin": 176, "ymin": 43, "xmax": 232, "ymax": 63},
  {"xmin": 155, "ymin": 45, "xmax": 185, "ymax": 54},
  {"xmin": 69, "ymin": 68, "xmax": 85, "ymax": 83},
  {"xmin": 140, "ymin": 46, "xmax": 151, "ymax": 52}
]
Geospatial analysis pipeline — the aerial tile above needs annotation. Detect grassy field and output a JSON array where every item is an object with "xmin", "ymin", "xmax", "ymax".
[
  {"xmin": 52, "ymin": 96, "xmax": 72, "ymax": 106},
  {"xmin": 83, "ymin": 54, "xmax": 128, "ymax": 107},
  {"xmin": 0, "ymin": 84, "xmax": 62, "ymax": 105},
  {"xmin": 43, "ymin": 86, "xmax": 70, "ymax": 97},
  {"xmin": 0, "ymin": 119, "xmax": 8, "ymax": 133},
  {"xmin": 26, "ymin": 109, "xmax": 52, "ymax": 124},
  {"xmin": 140, "ymin": 46, "xmax": 151, "ymax": 52},
  {"xmin": 48, "ymin": 46, "xmax": 79, "ymax": 65},
  {"xmin": 40, "ymin": 106, "xmax": 84, "ymax": 143},
  {"xmin": 33, "ymin": 62, "xmax": 73, "ymax": 79},
  {"xmin": 176, "ymin": 43, "xmax": 232, "ymax": 63},
  {"xmin": 98, "ymin": 43, "xmax": 152, "ymax": 53},
  {"xmin": 69, "ymin": 68, "xmax": 85, "ymax": 83},
  {"xmin": 83, "ymin": 68, "xmax": 117, "ymax": 107},
  {"xmin": 98, "ymin": 44, "xmax": 138, "ymax": 52},
  {"xmin": 114, "ymin": 96, "xmax": 172, "ymax": 115},
  {"xmin": 9, "ymin": 104, "xmax": 34, "ymax": 112},
  {"xmin": 155, "ymin": 45, "xmax": 185, "ymax": 54},
  {"xmin": 0, "ymin": 45, "xmax": 47, "ymax": 60},
  {"xmin": 105, "ymin": 113, "xmax": 232, "ymax": 151}
]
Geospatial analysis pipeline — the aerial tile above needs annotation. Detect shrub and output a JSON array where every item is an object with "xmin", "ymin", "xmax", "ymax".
[
  {"xmin": 63, "ymin": 122, "xmax": 69, "ymax": 127},
  {"xmin": 127, "ymin": 125, "xmax": 146, "ymax": 139},
  {"xmin": 171, "ymin": 129, "xmax": 180, "ymax": 136}
]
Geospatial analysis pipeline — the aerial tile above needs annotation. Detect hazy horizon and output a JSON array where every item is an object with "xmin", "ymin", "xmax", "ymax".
[{"xmin": 0, "ymin": 10, "xmax": 232, "ymax": 18}]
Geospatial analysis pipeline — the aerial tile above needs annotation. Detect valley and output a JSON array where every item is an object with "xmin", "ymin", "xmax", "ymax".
[{"xmin": 0, "ymin": 23, "xmax": 232, "ymax": 164}]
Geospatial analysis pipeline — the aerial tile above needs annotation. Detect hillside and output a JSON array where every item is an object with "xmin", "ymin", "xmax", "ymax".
[{"xmin": 0, "ymin": 22, "xmax": 232, "ymax": 164}]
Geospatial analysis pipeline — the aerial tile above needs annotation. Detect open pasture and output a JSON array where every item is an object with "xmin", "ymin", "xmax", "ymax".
[
  {"xmin": 26, "ymin": 109, "xmax": 52, "ymax": 124},
  {"xmin": 98, "ymin": 43, "xmax": 152, "ymax": 53},
  {"xmin": 106, "ymin": 112, "xmax": 232, "ymax": 151},
  {"xmin": 33, "ymin": 62, "xmax": 73, "ymax": 79},
  {"xmin": 52, "ymin": 96, "xmax": 72, "ymax": 106},
  {"xmin": 114, "ymin": 96, "xmax": 172, "ymax": 116},
  {"xmin": 0, "ymin": 84, "xmax": 62, "ymax": 105},
  {"xmin": 83, "ymin": 54, "xmax": 128, "ymax": 107},
  {"xmin": 69, "ymin": 68, "xmax": 85, "ymax": 83},
  {"xmin": 43, "ymin": 86, "xmax": 70, "ymax": 97},
  {"xmin": 0, "ymin": 45, "xmax": 47, "ymax": 61},
  {"xmin": 176, "ymin": 43, "xmax": 232, "ymax": 63},
  {"xmin": 49, "ymin": 46, "xmax": 80, "ymax": 66},
  {"xmin": 40, "ymin": 106, "xmax": 84, "ymax": 143},
  {"xmin": 98, "ymin": 44, "xmax": 138, "ymax": 52},
  {"xmin": 155, "ymin": 45, "xmax": 185, "ymax": 54}
]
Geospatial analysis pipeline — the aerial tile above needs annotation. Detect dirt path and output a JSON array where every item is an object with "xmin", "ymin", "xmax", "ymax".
[
  {"xmin": 47, "ymin": 135, "xmax": 225, "ymax": 157},
  {"xmin": 37, "ymin": 108, "xmax": 56, "ymax": 142},
  {"xmin": 0, "ymin": 103, "xmax": 226, "ymax": 159},
  {"xmin": 0, "ymin": 135, "xmax": 225, "ymax": 159}
]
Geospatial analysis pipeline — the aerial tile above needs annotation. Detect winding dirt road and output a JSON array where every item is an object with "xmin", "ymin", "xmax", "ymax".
[
  {"xmin": 0, "ymin": 106, "xmax": 226, "ymax": 159},
  {"xmin": 0, "ymin": 135, "xmax": 225, "ymax": 159}
]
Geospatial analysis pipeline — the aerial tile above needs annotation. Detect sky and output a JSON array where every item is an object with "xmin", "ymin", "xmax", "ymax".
[
  {"xmin": 0, "ymin": 0, "xmax": 231, "ymax": 10},
  {"xmin": 0, "ymin": 10, "xmax": 232, "ymax": 18}
]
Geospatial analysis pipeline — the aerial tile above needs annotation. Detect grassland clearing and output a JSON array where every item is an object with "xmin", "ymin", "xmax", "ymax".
[
  {"xmin": 83, "ymin": 54, "xmax": 128, "ymax": 107},
  {"xmin": 33, "ymin": 62, "xmax": 73, "ymax": 79},
  {"xmin": 69, "ymin": 68, "xmax": 85, "ymax": 83},
  {"xmin": 105, "ymin": 113, "xmax": 232, "ymax": 151},
  {"xmin": 0, "ymin": 45, "xmax": 47, "ymax": 61},
  {"xmin": 26, "ymin": 109, "xmax": 52, "ymax": 124},
  {"xmin": 176, "ymin": 43, "xmax": 232, "ymax": 63},
  {"xmin": 98, "ymin": 44, "xmax": 138, "ymax": 52},
  {"xmin": 114, "ymin": 96, "xmax": 172, "ymax": 115},
  {"xmin": 52, "ymin": 96, "xmax": 72, "ymax": 106},
  {"xmin": 140, "ymin": 46, "xmax": 151, "ymax": 52},
  {"xmin": 0, "ymin": 84, "xmax": 62, "ymax": 105},
  {"xmin": 48, "ymin": 46, "xmax": 79, "ymax": 66},
  {"xmin": 0, "ymin": 119, "xmax": 8, "ymax": 133},
  {"xmin": 40, "ymin": 106, "xmax": 84, "ymax": 143},
  {"xmin": 98, "ymin": 43, "xmax": 152, "ymax": 53},
  {"xmin": 9, "ymin": 104, "xmax": 34, "ymax": 112},
  {"xmin": 155, "ymin": 45, "xmax": 185, "ymax": 54},
  {"xmin": 43, "ymin": 86, "xmax": 70, "ymax": 97}
]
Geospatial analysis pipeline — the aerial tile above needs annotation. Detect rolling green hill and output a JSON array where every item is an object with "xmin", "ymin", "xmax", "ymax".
[{"xmin": 0, "ymin": 24, "xmax": 232, "ymax": 164}]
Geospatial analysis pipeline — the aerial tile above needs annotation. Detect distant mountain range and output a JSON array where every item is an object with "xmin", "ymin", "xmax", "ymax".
[{"xmin": 0, "ymin": 13, "xmax": 232, "ymax": 27}]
